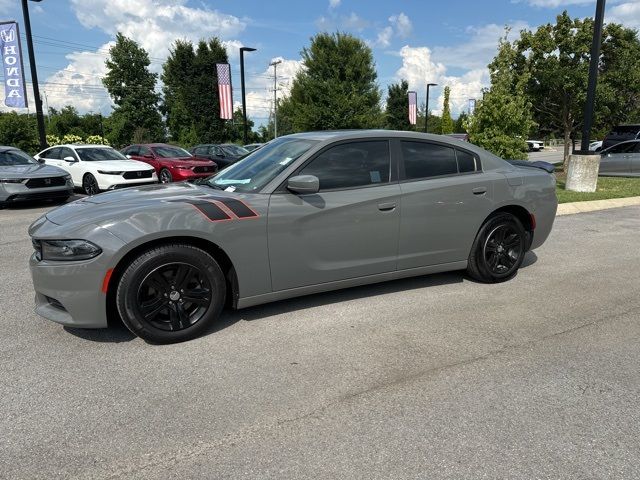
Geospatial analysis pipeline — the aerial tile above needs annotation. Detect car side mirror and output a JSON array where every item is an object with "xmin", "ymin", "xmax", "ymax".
[
  {"xmin": 287, "ymin": 175, "xmax": 320, "ymax": 195},
  {"xmin": 36, "ymin": 157, "xmax": 45, "ymax": 164},
  {"xmin": 63, "ymin": 156, "xmax": 76, "ymax": 162},
  {"xmin": 125, "ymin": 154, "xmax": 132, "ymax": 159}
]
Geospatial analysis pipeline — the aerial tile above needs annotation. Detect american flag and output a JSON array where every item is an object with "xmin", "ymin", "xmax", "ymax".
[
  {"xmin": 408, "ymin": 91, "xmax": 417, "ymax": 125},
  {"xmin": 216, "ymin": 63, "xmax": 233, "ymax": 119}
]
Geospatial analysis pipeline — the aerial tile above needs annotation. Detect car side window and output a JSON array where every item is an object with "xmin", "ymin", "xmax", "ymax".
[
  {"xmin": 401, "ymin": 141, "xmax": 457, "ymax": 179},
  {"xmin": 194, "ymin": 146, "xmax": 206, "ymax": 155},
  {"xmin": 60, "ymin": 147, "xmax": 76, "ymax": 160},
  {"xmin": 139, "ymin": 146, "xmax": 151, "ymax": 156},
  {"xmin": 126, "ymin": 146, "xmax": 139, "ymax": 156},
  {"xmin": 608, "ymin": 143, "xmax": 634, "ymax": 154},
  {"xmin": 299, "ymin": 141, "xmax": 391, "ymax": 191},
  {"xmin": 44, "ymin": 147, "xmax": 61, "ymax": 159},
  {"xmin": 456, "ymin": 149, "xmax": 479, "ymax": 173},
  {"xmin": 213, "ymin": 146, "xmax": 224, "ymax": 156}
]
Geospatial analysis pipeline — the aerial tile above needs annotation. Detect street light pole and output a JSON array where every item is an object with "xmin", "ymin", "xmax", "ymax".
[
  {"xmin": 21, "ymin": 0, "xmax": 47, "ymax": 149},
  {"xmin": 424, "ymin": 83, "xmax": 437, "ymax": 133},
  {"xmin": 580, "ymin": 0, "xmax": 606, "ymax": 153},
  {"xmin": 269, "ymin": 59, "xmax": 282, "ymax": 139},
  {"xmin": 239, "ymin": 46, "xmax": 256, "ymax": 145}
]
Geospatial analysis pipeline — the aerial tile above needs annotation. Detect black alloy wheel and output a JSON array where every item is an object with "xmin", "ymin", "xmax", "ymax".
[
  {"xmin": 116, "ymin": 244, "xmax": 226, "ymax": 343},
  {"xmin": 159, "ymin": 168, "xmax": 172, "ymax": 184},
  {"xmin": 83, "ymin": 174, "xmax": 99, "ymax": 195},
  {"xmin": 467, "ymin": 213, "xmax": 526, "ymax": 283},
  {"xmin": 483, "ymin": 223, "xmax": 522, "ymax": 276},
  {"xmin": 137, "ymin": 262, "xmax": 211, "ymax": 332}
]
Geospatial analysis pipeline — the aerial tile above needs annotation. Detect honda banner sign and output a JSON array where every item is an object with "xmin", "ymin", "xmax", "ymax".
[{"xmin": 1, "ymin": 21, "xmax": 28, "ymax": 109}]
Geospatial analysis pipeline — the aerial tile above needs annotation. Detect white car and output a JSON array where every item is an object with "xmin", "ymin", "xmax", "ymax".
[
  {"xmin": 589, "ymin": 140, "xmax": 603, "ymax": 152},
  {"xmin": 526, "ymin": 140, "xmax": 544, "ymax": 152},
  {"xmin": 35, "ymin": 144, "xmax": 157, "ymax": 195}
]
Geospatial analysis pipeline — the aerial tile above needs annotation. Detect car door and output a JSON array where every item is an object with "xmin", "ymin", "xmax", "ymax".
[
  {"xmin": 58, "ymin": 147, "xmax": 82, "ymax": 186},
  {"xmin": 40, "ymin": 147, "xmax": 63, "ymax": 168},
  {"xmin": 267, "ymin": 139, "xmax": 401, "ymax": 292},
  {"xmin": 627, "ymin": 142, "xmax": 640, "ymax": 176},
  {"xmin": 396, "ymin": 140, "xmax": 497, "ymax": 269},
  {"xmin": 600, "ymin": 142, "xmax": 633, "ymax": 175}
]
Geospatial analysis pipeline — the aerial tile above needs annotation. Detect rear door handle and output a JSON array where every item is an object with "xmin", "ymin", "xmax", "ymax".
[
  {"xmin": 472, "ymin": 187, "xmax": 487, "ymax": 195},
  {"xmin": 378, "ymin": 202, "xmax": 397, "ymax": 211}
]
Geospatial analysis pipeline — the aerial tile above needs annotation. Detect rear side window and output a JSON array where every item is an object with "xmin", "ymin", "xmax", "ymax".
[
  {"xmin": 608, "ymin": 142, "xmax": 636, "ymax": 154},
  {"xmin": 401, "ymin": 142, "xmax": 457, "ymax": 179},
  {"xmin": 300, "ymin": 141, "xmax": 391, "ymax": 191},
  {"xmin": 456, "ymin": 149, "xmax": 478, "ymax": 173}
]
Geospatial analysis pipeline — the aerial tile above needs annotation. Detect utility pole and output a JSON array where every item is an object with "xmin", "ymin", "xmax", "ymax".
[
  {"xmin": 21, "ymin": 0, "xmax": 47, "ymax": 149},
  {"xmin": 269, "ymin": 59, "xmax": 282, "ymax": 139},
  {"xmin": 424, "ymin": 83, "xmax": 437, "ymax": 134},
  {"xmin": 43, "ymin": 90, "xmax": 50, "ymax": 126},
  {"xmin": 239, "ymin": 46, "xmax": 256, "ymax": 145}
]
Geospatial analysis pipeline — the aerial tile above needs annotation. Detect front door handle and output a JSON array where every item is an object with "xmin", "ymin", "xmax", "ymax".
[
  {"xmin": 378, "ymin": 202, "xmax": 397, "ymax": 211},
  {"xmin": 472, "ymin": 187, "xmax": 487, "ymax": 195}
]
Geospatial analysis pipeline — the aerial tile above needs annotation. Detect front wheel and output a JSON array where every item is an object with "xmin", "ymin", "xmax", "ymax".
[
  {"xmin": 116, "ymin": 244, "xmax": 226, "ymax": 343},
  {"xmin": 83, "ymin": 174, "xmax": 100, "ymax": 195},
  {"xmin": 159, "ymin": 168, "xmax": 173, "ymax": 183},
  {"xmin": 467, "ymin": 213, "xmax": 526, "ymax": 283}
]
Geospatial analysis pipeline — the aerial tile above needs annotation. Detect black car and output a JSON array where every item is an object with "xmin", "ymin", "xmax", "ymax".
[
  {"xmin": 189, "ymin": 144, "xmax": 249, "ymax": 169},
  {"xmin": 602, "ymin": 125, "xmax": 640, "ymax": 150}
]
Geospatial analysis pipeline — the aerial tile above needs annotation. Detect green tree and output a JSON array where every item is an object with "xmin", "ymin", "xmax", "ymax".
[
  {"xmin": 467, "ymin": 35, "xmax": 535, "ymax": 160},
  {"xmin": 440, "ymin": 86, "xmax": 454, "ymax": 134},
  {"xmin": 517, "ymin": 12, "xmax": 640, "ymax": 169},
  {"xmin": 384, "ymin": 80, "xmax": 411, "ymax": 130},
  {"xmin": 454, "ymin": 112, "xmax": 469, "ymax": 133},
  {"xmin": 103, "ymin": 33, "xmax": 164, "ymax": 146},
  {"xmin": 161, "ymin": 38, "xmax": 229, "ymax": 145},
  {"xmin": 281, "ymin": 32, "xmax": 382, "ymax": 131},
  {"xmin": 0, "ymin": 112, "xmax": 39, "ymax": 153}
]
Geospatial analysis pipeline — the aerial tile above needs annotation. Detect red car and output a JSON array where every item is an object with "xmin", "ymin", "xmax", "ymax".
[{"xmin": 121, "ymin": 143, "xmax": 218, "ymax": 183}]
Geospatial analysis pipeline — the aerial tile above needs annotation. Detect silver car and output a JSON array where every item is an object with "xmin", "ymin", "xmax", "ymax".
[
  {"xmin": 599, "ymin": 140, "xmax": 640, "ymax": 176},
  {"xmin": 29, "ymin": 131, "xmax": 558, "ymax": 343},
  {"xmin": 1, "ymin": 146, "xmax": 73, "ymax": 206}
]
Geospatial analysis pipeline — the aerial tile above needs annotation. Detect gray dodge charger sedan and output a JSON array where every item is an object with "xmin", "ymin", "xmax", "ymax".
[{"xmin": 29, "ymin": 131, "xmax": 558, "ymax": 343}]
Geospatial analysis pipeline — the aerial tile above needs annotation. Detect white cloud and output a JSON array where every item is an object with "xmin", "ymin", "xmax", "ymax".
[
  {"xmin": 432, "ymin": 22, "xmax": 529, "ymax": 71},
  {"xmin": 608, "ymin": 1, "xmax": 640, "ymax": 29},
  {"xmin": 329, "ymin": 0, "xmax": 341, "ymax": 9},
  {"xmin": 394, "ymin": 45, "xmax": 487, "ymax": 116},
  {"xmin": 376, "ymin": 27, "xmax": 393, "ymax": 48},
  {"xmin": 316, "ymin": 12, "xmax": 369, "ymax": 32},
  {"xmin": 389, "ymin": 13, "xmax": 413, "ymax": 38},
  {"xmin": 522, "ymin": 0, "xmax": 593, "ymax": 6}
]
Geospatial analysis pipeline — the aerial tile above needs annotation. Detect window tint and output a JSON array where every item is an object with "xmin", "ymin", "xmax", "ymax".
[
  {"xmin": 43, "ymin": 147, "xmax": 61, "ymax": 159},
  {"xmin": 194, "ymin": 146, "xmax": 206, "ymax": 155},
  {"xmin": 139, "ymin": 146, "xmax": 151, "ymax": 156},
  {"xmin": 60, "ymin": 147, "xmax": 76, "ymax": 160},
  {"xmin": 300, "ymin": 141, "xmax": 390, "ymax": 191},
  {"xmin": 401, "ymin": 142, "xmax": 457, "ymax": 179},
  {"xmin": 608, "ymin": 142, "xmax": 636, "ymax": 154},
  {"xmin": 125, "ymin": 145, "xmax": 139, "ymax": 156},
  {"xmin": 456, "ymin": 149, "xmax": 477, "ymax": 173}
]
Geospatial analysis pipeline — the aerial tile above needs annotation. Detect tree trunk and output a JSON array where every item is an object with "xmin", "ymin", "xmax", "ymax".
[{"xmin": 563, "ymin": 127, "xmax": 571, "ymax": 172}]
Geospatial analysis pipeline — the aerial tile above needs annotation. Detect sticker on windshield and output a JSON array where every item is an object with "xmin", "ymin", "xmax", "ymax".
[
  {"xmin": 216, "ymin": 179, "xmax": 251, "ymax": 185},
  {"xmin": 279, "ymin": 157, "xmax": 294, "ymax": 166}
]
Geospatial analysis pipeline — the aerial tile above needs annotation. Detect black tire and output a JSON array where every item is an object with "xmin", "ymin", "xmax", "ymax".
[
  {"xmin": 159, "ymin": 168, "xmax": 173, "ymax": 184},
  {"xmin": 116, "ymin": 244, "xmax": 226, "ymax": 343},
  {"xmin": 467, "ymin": 213, "xmax": 526, "ymax": 283},
  {"xmin": 83, "ymin": 174, "xmax": 100, "ymax": 195}
]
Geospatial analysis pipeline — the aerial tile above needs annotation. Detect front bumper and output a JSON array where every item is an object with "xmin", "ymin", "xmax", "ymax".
[
  {"xmin": 1, "ymin": 182, "xmax": 73, "ymax": 204},
  {"xmin": 29, "ymin": 219, "xmax": 126, "ymax": 329},
  {"xmin": 97, "ymin": 173, "xmax": 157, "ymax": 190}
]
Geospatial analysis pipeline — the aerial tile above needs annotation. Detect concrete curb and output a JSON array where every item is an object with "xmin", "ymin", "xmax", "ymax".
[{"xmin": 557, "ymin": 195, "xmax": 640, "ymax": 216}]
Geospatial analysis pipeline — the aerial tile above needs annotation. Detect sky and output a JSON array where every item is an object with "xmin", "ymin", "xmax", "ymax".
[{"xmin": 1, "ymin": 0, "xmax": 640, "ymax": 124}]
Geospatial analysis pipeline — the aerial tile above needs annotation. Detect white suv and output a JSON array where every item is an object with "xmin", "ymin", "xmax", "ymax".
[{"xmin": 35, "ymin": 144, "xmax": 157, "ymax": 195}]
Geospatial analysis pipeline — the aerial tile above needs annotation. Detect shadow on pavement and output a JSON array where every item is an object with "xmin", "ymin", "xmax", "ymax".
[{"xmin": 64, "ymin": 324, "xmax": 135, "ymax": 343}]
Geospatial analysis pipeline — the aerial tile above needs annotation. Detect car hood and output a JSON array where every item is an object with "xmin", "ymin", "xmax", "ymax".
[
  {"xmin": 85, "ymin": 159, "xmax": 154, "ymax": 171},
  {"xmin": 0, "ymin": 163, "xmax": 68, "ymax": 178},
  {"xmin": 44, "ymin": 182, "xmax": 222, "ymax": 226}
]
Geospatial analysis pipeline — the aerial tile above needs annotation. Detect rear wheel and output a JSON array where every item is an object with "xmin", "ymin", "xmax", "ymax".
[
  {"xmin": 83, "ymin": 174, "xmax": 99, "ymax": 195},
  {"xmin": 159, "ymin": 168, "xmax": 172, "ymax": 183},
  {"xmin": 116, "ymin": 244, "xmax": 226, "ymax": 343},
  {"xmin": 467, "ymin": 213, "xmax": 526, "ymax": 283}
]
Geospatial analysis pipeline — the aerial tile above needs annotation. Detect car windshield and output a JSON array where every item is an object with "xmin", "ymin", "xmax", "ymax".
[
  {"xmin": 76, "ymin": 148, "xmax": 127, "ymax": 161},
  {"xmin": 221, "ymin": 145, "xmax": 249, "ymax": 156},
  {"xmin": 207, "ymin": 138, "xmax": 318, "ymax": 193},
  {"xmin": 0, "ymin": 149, "xmax": 37, "ymax": 166},
  {"xmin": 153, "ymin": 146, "xmax": 192, "ymax": 158}
]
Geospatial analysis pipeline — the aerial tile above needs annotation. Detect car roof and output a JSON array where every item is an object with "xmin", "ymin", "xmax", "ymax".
[
  {"xmin": 0, "ymin": 145, "xmax": 19, "ymax": 152},
  {"xmin": 51, "ymin": 144, "xmax": 113, "ymax": 149}
]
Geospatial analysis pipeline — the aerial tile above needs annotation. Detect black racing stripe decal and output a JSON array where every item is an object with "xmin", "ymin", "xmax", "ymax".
[
  {"xmin": 205, "ymin": 196, "xmax": 259, "ymax": 218},
  {"xmin": 171, "ymin": 199, "xmax": 231, "ymax": 222}
]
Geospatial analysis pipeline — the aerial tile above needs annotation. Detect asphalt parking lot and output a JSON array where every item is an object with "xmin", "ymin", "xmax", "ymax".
[{"xmin": 1, "ymin": 202, "xmax": 640, "ymax": 479}]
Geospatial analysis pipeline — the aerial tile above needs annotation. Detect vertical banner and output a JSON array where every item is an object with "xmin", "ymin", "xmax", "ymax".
[
  {"xmin": 408, "ymin": 91, "xmax": 417, "ymax": 125},
  {"xmin": 216, "ymin": 63, "xmax": 233, "ymax": 120},
  {"xmin": 0, "ymin": 21, "xmax": 28, "ymax": 109}
]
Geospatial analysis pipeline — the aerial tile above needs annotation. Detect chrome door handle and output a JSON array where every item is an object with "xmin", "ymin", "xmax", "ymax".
[
  {"xmin": 378, "ymin": 202, "xmax": 397, "ymax": 211},
  {"xmin": 472, "ymin": 187, "xmax": 487, "ymax": 195}
]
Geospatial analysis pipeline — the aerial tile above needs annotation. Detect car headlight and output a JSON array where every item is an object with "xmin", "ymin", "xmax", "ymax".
[
  {"xmin": 34, "ymin": 239, "xmax": 102, "ymax": 261},
  {"xmin": 0, "ymin": 178, "xmax": 25, "ymax": 183},
  {"xmin": 97, "ymin": 170, "xmax": 124, "ymax": 175}
]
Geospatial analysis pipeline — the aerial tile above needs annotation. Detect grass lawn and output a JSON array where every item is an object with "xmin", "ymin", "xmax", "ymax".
[{"xmin": 555, "ymin": 173, "xmax": 640, "ymax": 203}]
